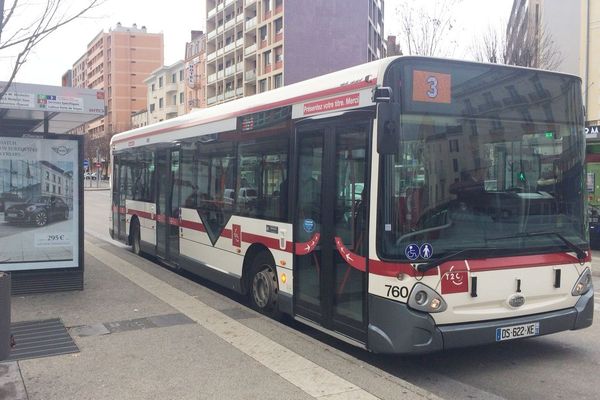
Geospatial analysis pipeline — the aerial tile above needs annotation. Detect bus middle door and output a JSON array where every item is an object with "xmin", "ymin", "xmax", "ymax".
[{"xmin": 155, "ymin": 148, "xmax": 181, "ymax": 264}]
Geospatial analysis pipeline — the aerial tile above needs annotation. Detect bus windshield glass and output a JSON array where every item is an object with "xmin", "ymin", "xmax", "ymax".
[{"xmin": 379, "ymin": 61, "xmax": 586, "ymax": 261}]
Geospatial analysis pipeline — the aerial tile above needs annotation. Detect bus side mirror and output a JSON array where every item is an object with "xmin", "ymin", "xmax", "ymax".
[{"xmin": 377, "ymin": 103, "xmax": 400, "ymax": 155}]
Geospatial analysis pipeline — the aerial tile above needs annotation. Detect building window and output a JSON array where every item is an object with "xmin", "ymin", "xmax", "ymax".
[
  {"xmin": 264, "ymin": 50, "xmax": 271, "ymax": 66},
  {"xmin": 259, "ymin": 79, "xmax": 267, "ymax": 92},
  {"xmin": 180, "ymin": 92, "xmax": 184, "ymax": 104},
  {"xmin": 173, "ymin": 94, "xmax": 177, "ymax": 104},
  {"xmin": 449, "ymin": 139, "xmax": 459, "ymax": 152},
  {"xmin": 453, "ymin": 159, "xmax": 459, "ymax": 172},
  {"xmin": 275, "ymin": 17, "xmax": 283, "ymax": 33},
  {"xmin": 172, "ymin": 73, "xmax": 177, "ymax": 83},
  {"xmin": 150, "ymin": 103, "xmax": 155, "ymax": 112},
  {"xmin": 179, "ymin": 70, "xmax": 184, "ymax": 81},
  {"xmin": 159, "ymin": 77, "xmax": 163, "ymax": 88},
  {"xmin": 274, "ymin": 74, "xmax": 283, "ymax": 88},
  {"xmin": 159, "ymin": 98, "xmax": 164, "ymax": 108}
]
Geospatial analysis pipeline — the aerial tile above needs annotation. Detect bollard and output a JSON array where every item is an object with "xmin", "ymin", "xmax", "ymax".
[{"xmin": 0, "ymin": 272, "xmax": 11, "ymax": 360}]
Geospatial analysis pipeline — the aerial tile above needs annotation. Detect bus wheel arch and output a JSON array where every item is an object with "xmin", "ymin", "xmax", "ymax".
[{"xmin": 243, "ymin": 245, "xmax": 280, "ymax": 318}]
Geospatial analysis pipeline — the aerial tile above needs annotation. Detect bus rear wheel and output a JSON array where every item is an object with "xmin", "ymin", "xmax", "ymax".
[{"xmin": 249, "ymin": 253, "xmax": 280, "ymax": 318}]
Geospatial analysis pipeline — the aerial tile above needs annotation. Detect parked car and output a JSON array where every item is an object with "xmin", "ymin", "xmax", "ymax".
[
  {"xmin": 4, "ymin": 196, "xmax": 69, "ymax": 227},
  {"xmin": 84, "ymin": 172, "xmax": 97, "ymax": 180}
]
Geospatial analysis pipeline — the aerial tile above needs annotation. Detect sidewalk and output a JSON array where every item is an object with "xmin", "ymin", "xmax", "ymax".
[
  {"xmin": 83, "ymin": 180, "xmax": 110, "ymax": 191},
  {"xmin": 0, "ymin": 235, "xmax": 439, "ymax": 400}
]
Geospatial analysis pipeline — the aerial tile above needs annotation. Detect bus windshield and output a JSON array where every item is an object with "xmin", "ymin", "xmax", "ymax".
[{"xmin": 378, "ymin": 62, "xmax": 587, "ymax": 261}]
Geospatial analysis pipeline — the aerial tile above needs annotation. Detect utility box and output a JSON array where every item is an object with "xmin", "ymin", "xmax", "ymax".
[{"xmin": 0, "ymin": 272, "xmax": 10, "ymax": 360}]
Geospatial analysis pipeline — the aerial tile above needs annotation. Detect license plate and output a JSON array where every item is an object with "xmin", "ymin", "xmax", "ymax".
[
  {"xmin": 496, "ymin": 322, "xmax": 539, "ymax": 341},
  {"xmin": 6, "ymin": 212, "xmax": 17, "ymax": 217}
]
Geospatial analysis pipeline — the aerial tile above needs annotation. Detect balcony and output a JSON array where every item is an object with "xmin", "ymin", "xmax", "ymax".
[
  {"xmin": 245, "ymin": 69, "xmax": 256, "ymax": 81},
  {"xmin": 165, "ymin": 82, "xmax": 178, "ymax": 93},
  {"xmin": 207, "ymin": 96, "xmax": 217, "ymax": 105},
  {"xmin": 207, "ymin": 73, "xmax": 217, "ymax": 84},
  {"xmin": 217, "ymin": 2, "xmax": 224, "ymax": 12},
  {"xmin": 225, "ymin": 65, "xmax": 237, "ymax": 77},
  {"xmin": 207, "ymin": 30, "xmax": 216, "ymax": 40},
  {"xmin": 217, "ymin": 25, "xmax": 224, "ymax": 34},
  {"xmin": 224, "ymin": 42, "xmax": 235, "ymax": 54},
  {"xmin": 274, "ymin": 5, "xmax": 283, "ymax": 15},
  {"xmin": 217, "ymin": 48, "xmax": 224, "ymax": 56},
  {"xmin": 225, "ymin": 0, "xmax": 234, "ymax": 7},
  {"xmin": 236, "ymin": 14, "xmax": 244, "ymax": 24},
  {"xmin": 274, "ymin": 32, "xmax": 283, "ymax": 43},
  {"xmin": 245, "ymin": 43, "xmax": 257, "ymax": 55},
  {"xmin": 245, "ymin": 17, "xmax": 257, "ymax": 30},
  {"xmin": 217, "ymin": 70, "xmax": 224, "ymax": 79},
  {"xmin": 260, "ymin": 39, "xmax": 268, "ymax": 49},
  {"xmin": 225, "ymin": 90, "xmax": 235, "ymax": 99},
  {"xmin": 217, "ymin": 93, "xmax": 225, "ymax": 102},
  {"xmin": 263, "ymin": 10, "xmax": 272, "ymax": 20},
  {"xmin": 236, "ymin": 38, "xmax": 244, "ymax": 48},
  {"xmin": 236, "ymin": 87, "xmax": 243, "ymax": 96},
  {"xmin": 274, "ymin": 61, "xmax": 283, "ymax": 71},
  {"xmin": 225, "ymin": 18, "xmax": 236, "ymax": 31},
  {"xmin": 246, "ymin": 0, "xmax": 256, "ymax": 5},
  {"xmin": 264, "ymin": 64, "xmax": 272, "ymax": 74},
  {"xmin": 208, "ymin": 7, "xmax": 216, "ymax": 18},
  {"xmin": 165, "ymin": 104, "xmax": 178, "ymax": 114},
  {"xmin": 207, "ymin": 52, "xmax": 216, "ymax": 62}
]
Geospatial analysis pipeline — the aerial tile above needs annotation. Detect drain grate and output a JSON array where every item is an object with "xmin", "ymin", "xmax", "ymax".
[{"xmin": 7, "ymin": 318, "xmax": 79, "ymax": 361}]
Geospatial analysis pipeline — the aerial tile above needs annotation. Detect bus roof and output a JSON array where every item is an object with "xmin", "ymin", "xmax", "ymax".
[{"xmin": 111, "ymin": 56, "xmax": 398, "ymax": 149}]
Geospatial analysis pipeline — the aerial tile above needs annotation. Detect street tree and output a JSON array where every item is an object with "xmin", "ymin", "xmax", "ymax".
[
  {"xmin": 470, "ymin": 20, "xmax": 563, "ymax": 71},
  {"xmin": 393, "ymin": 0, "xmax": 462, "ymax": 57},
  {"xmin": 0, "ymin": 0, "xmax": 103, "ymax": 100}
]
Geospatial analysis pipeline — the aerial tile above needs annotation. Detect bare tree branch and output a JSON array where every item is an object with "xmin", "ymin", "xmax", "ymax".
[
  {"xmin": 0, "ymin": 0, "xmax": 103, "ymax": 101},
  {"xmin": 394, "ymin": 0, "xmax": 462, "ymax": 57}
]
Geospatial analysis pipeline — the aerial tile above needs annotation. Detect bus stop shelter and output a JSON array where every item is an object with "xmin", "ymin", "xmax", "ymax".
[{"xmin": 0, "ymin": 81, "xmax": 104, "ymax": 294}]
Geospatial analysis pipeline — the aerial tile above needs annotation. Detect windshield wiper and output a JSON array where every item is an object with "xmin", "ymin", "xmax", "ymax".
[
  {"xmin": 416, "ymin": 248, "xmax": 502, "ymax": 273},
  {"xmin": 491, "ymin": 231, "xmax": 586, "ymax": 261}
]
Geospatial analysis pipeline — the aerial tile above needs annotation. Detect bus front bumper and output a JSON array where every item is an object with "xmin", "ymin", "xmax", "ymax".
[{"xmin": 367, "ymin": 289, "xmax": 594, "ymax": 354}]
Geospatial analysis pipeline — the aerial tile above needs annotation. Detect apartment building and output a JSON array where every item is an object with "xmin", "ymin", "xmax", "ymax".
[
  {"xmin": 144, "ymin": 61, "xmax": 187, "ymax": 124},
  {"xmin": 506, "ymin": 0, "xmax": 582, "ymax": 74},
  {"xmin": 506, "ymin": 0, "xmax": 600, "ymax": 204},
  {"xmin": 185, "ymin": 30, "xmax": 207, "ymax": 112},
  {"xmin": 205, "ymin": 0, "xmax": 385, "ymax": 106},
  {"xmin": 65, "ymin": 23, "xmax": 164, "ymax": 141}
]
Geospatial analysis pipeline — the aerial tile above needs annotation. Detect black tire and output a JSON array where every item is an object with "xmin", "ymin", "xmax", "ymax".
[
  {"xmin": 34, "ymin": 211, "xmax": 48, "ymax": 227},
  {"xmin": 248, "ymin": 252, "xmax": 280, "ymax": 318},
  {"xmin": 131, "ymin": 220, "xmax": 141, "ymax": 256}
]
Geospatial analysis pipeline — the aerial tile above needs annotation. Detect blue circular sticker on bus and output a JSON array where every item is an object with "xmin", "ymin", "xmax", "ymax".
[
  {"xmin": 405, "ymin": 244, "xmax": 419, "ymax": 261},
  {"xmin": 303, "ymin": 219, "xmax": 315, "ymax": 233},
  {"xmin": 420, "ymin": 243, "xmax": 433, "ymax": 259}
]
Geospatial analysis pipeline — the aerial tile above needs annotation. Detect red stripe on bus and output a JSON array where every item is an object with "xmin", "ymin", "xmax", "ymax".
[
  {"xmin": 369, "ymin": 259, "xmax": 438, "ymax": 277},
  {"xmin": 242, "ymin": 232, "xmax": 294, "ymax": 253},
  {"xmin": 467, "ymin": 252, "xmax": 588, "ymax": 272},
  {"xmin": 127, "ymin": 209, "xmax": 153, "ymax": 220},
  {"xmin": 179, "ymin": 219, "xmax": 206, "ymax": 232},
  {"xmin": 112, "ymin": 80, "xmax": 376, "ymax": 145}
]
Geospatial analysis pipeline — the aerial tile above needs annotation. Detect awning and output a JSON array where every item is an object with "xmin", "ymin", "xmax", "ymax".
[{"xmin": 0, "ymin": 81, "xmax": 105, "ymax": 134}]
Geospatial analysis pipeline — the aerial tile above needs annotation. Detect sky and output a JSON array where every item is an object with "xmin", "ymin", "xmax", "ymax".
[{"xmin": 0, "ymin": 0, "xmax": 513, "ymax": 86}]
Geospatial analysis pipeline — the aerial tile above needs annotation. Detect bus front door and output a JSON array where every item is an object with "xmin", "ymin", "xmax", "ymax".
[
  {"xmin": 294, "ymin": 117, "xmax": 370, "ymax": 343},
  {"xmin": 155, "ymin": 148, "xmax": 181, "ymax": 264}
]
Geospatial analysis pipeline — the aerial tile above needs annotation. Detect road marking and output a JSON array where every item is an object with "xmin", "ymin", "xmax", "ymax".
[{"xmin": 86, "ymin": 241, "xmax": 438, "ymax": 400}]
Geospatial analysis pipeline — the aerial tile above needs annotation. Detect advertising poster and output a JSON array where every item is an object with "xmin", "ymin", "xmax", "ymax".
[{"xmin": 0, "ymin": 134, "xmax": 81, "ymax": 271}]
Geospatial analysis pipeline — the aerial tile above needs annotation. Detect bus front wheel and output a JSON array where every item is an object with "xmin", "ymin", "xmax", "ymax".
[{"xmin": 249, "ymin": 253, "xmax": 280, "ymax": 318}]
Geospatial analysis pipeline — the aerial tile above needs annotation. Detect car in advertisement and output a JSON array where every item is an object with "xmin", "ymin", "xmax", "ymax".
[{"xmin": 4, "ymin": 196, "xmax": 69, "ymax": 227}]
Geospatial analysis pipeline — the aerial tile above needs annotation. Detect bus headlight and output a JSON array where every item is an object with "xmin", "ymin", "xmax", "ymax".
[
  {"xmin": 408, "ymin": 283, "xmax": 447, "ymax": 313},
  {"xmin": 572, "ymin": 268, "xmax": 593, "ymax": 296}
]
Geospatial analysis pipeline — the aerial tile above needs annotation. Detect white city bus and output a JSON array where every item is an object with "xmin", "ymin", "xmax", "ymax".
[{"xmin": 110, "ymin": 56, "xmax": 593, "ymax": 353}]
